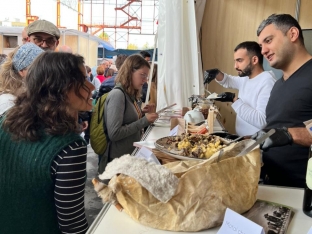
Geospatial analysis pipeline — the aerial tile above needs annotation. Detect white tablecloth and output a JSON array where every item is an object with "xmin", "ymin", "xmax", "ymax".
[{"xmin": 87, "ymin": 185, "xmax": 310, "ymax": 234}]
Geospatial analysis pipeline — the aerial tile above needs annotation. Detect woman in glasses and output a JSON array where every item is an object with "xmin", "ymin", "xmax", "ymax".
[
  {"xmin": 0, "ymin": 43, "xmax": 44, "ymax": 116},
  {"xmin": 0, "ymin": 52, "xmax": 94, "ymax": 234},
  {"xmin": 99, "ymin": 54, "xmax": 158, "ymax": 173}
]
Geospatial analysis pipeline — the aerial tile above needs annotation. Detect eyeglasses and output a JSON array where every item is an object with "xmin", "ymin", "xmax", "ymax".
[
  {"xmin": 32, "ymin": 36, "xmax": 57, "ymax": 46},
  {"xmin": 133, "ymin": 69, "xmax": 148, "ymax": 80},
  {"xmin": 139, "ymin": 73, "xmax": 148, "ymax": 80}
]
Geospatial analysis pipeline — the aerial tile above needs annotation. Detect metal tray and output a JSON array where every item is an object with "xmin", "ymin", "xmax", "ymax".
[
  {"xmin": 154, "ymin": 135, "xmax": 230, "ymax": 161},
  {"xmin": 154, "ymin": 136, "xmax": 201, "ymax": 161}
]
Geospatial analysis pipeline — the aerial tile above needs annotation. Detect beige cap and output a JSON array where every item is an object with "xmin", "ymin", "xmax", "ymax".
[{"xmin": 28, "ymin": 20, "xmax": 60, "ymax": 39}]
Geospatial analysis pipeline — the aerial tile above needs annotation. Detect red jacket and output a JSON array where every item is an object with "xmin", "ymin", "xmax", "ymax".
[{"xmin": 96, "ymin": 75, "xmax": 105, "ymax": 83}]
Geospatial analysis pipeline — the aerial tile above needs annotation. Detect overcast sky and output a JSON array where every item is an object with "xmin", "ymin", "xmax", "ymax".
[{"xmin": 0, "ymin": 0, "xmax": 158, "ymax": 49}]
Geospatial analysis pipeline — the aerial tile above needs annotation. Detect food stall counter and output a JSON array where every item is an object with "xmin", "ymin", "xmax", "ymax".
[
  {"xmin": 87, "ymin": 121, "xmax": 311, "ymax": 234},
  {"xmin": 87, "ymin": 186, "xmax": 310, "ymax": 234}
]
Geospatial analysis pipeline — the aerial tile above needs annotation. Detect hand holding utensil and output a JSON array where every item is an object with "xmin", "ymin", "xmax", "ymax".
[{"xmin": 156, "ymin": 103, "xmax": 177, "ymax": 114}]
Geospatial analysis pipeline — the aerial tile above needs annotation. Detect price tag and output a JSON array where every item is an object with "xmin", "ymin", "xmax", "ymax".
[
  {"xmin": 217, "ymin": 208, "xmax": 264, "ymax": 234},
  {"xmin": 135, "ymin": 147, "xmax": 160, "ymax": 165},
  {"xmin": 169, "ymin": 125, "xmax": 179, "ymax": 136},
  {"xmin": 307, "ymin": 226, "xmax": 312, "ymax": 234}
]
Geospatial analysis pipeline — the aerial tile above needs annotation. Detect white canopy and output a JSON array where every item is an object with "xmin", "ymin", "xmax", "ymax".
[{"xmin": 157, "ymin": 0, "xmax": 206, "ymax": 111}]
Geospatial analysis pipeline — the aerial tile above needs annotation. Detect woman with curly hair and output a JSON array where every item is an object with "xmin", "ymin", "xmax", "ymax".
[
  {"xmin": 0, "ymin": 52, "xmax": 94, "ymax": 234},
  {"xmin": 0, "ymin": 43, "xmax": 43, "ymax": 115},
  {"xmin": 99, "ymin": 54, "xmax": 158, "ymax": 173}
]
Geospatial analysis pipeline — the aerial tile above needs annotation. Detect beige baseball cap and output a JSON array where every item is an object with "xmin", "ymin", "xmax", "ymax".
[{"xmin": 28, "ymin": 20, "xmax": 60, "ymax": 39}]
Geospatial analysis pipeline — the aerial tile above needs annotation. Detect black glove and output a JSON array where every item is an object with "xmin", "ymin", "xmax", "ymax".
[
  {"xmin": 251, "ymin": 127, "xmax": 293, "ymax": 151},
  {"xmin": 204, "ymin": 68, "xmax": 220, "ymax": 84},
  {"xmin": 215, "ymin": 92, "xmax": 235, "ymax": 102}
]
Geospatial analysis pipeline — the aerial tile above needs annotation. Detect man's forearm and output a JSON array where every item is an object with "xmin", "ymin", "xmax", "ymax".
[{"xmin": 288, "ymin": 127, "xmax": 312, "ymax": 147}]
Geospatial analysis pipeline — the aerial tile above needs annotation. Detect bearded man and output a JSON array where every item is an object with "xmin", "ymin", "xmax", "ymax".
[
  {"xmin": 204, "ymin": 41, "xmax": 276, "ymax": 136},
  {"xmin": 27, "ymin": 20, "xmax": 60, "ymax": 51}
]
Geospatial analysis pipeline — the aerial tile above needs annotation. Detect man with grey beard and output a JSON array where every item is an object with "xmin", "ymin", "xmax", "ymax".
[{"xmin": 204, "ymin": 41, "xmax": 276, "ymax": 136}]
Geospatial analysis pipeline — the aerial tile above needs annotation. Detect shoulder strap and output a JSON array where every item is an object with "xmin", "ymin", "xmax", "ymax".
[
  {"xmin": 113, "ymin": 87, "xmax": 127, "ymax": 114},
  {"xmin": 97, "ymin": 94, "xmax": 106, "ymax": 124}
]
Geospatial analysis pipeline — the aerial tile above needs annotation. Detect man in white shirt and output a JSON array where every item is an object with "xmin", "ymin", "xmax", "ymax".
[{"xmin": 204, "ymin": 41, "xmax": 276, "ymax": 136}]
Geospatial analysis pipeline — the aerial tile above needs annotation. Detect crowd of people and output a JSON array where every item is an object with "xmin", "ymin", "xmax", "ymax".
[
  {"xmin": 0, "ymin": 19, "xmax": 158, "ymax": 234},
  {"xmin": 0, "ymin": 12, "xmax": 312, "ymax": 233}
]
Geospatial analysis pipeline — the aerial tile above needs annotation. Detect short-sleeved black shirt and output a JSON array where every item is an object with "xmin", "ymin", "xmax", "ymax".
[{"xmin": 263, "ymin": 59, "xmax": 312, "ymax": 188}]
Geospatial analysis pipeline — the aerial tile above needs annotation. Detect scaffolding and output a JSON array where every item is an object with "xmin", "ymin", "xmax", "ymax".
[
  {"xmin": 24, "ymin": 0, "xmax": 158, "ymax": 48},
  {"xmin": 81, "ymin": 0, "xmax": 159, "ymax": 48},
  {"xmin": 26, "ymin": 0, "xmax": 39, "ymax": 25}
]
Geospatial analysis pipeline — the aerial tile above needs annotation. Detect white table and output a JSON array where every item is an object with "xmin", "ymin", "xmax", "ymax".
[
  {"xmin": 143, "ymin": 118, "xmax": 225, "ymax": 142},
  {"xmin": 87, "ymin": 185, "xmax": 311, "ymax": 234},
  {"xmin": 87, "ymin": 123, "xmax": 312, "ymax": 233}
]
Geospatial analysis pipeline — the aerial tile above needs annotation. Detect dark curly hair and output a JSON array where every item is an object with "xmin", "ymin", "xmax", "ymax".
[{"xmin": 3, "ymin": 52, "xmax": 91, "ymax": 141}]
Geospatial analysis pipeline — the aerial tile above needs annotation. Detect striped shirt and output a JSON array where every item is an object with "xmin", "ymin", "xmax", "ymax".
[{"xmin": 51, "ymin": 140, "xmax": 89, "ymax": 234}]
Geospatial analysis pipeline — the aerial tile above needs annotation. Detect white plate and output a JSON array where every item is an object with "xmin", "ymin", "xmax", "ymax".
[
  {"xmin": 160, "ymin": 112, "xmax": 182, "ymax": 117},
  {"xmin": 164, "ymin": 109, "xmax": 181, "ymax": 113},
  {"xmin": 206, "ymin": 92, "xmax": 219, "ymax": 99},
  {"xmin": 154, "ymin": 136, "xmax": 205, "ymax": 161},
  {"xmin": 133, "ymin": 141, "xmax": 156, "ymax": 150},
  {"xmin": 153, "ymin": 122, "xmax": 171, "ymax": 127},
  {"xmin": 156, "ymin": 149, "xmax": 203, "ymax": 161},
  {"xmin": 154, "ymin": 136, "xmax": 231, "ymax": 161},
  {"xmin": 153, "ymin": 119, "xmax": 171, "ymax": 127}
]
